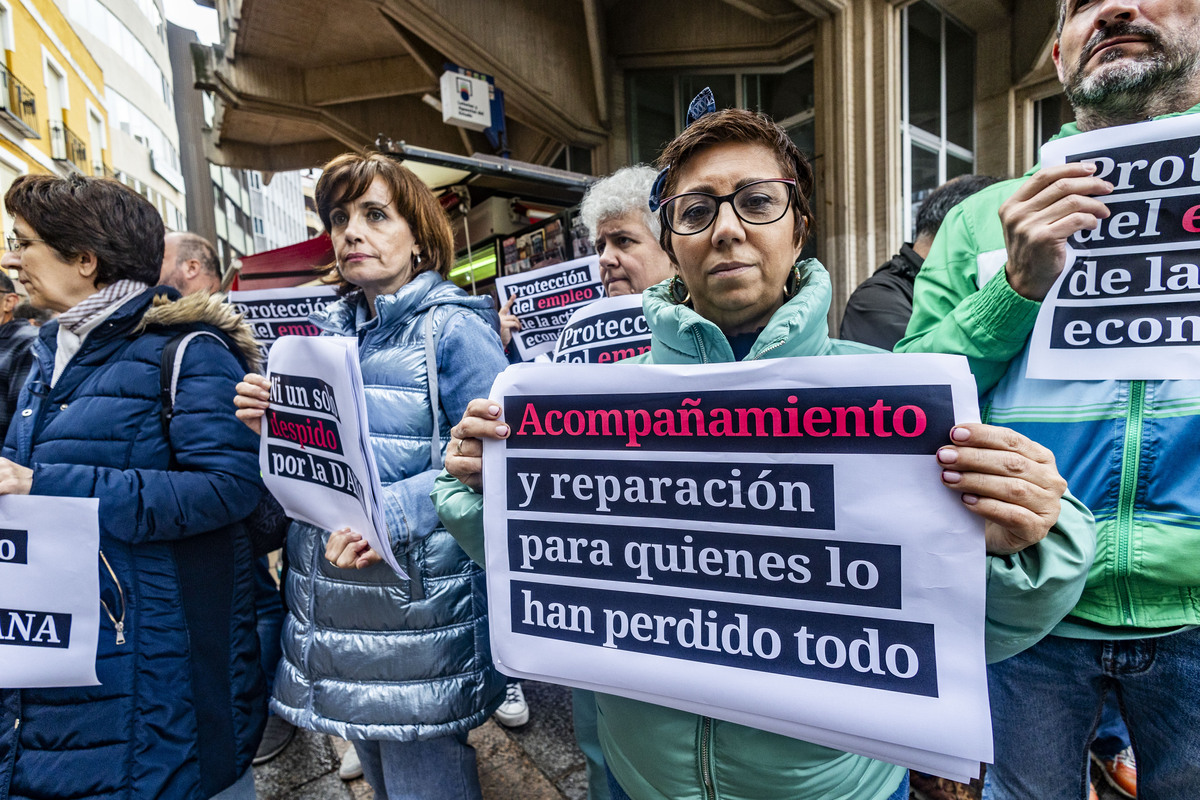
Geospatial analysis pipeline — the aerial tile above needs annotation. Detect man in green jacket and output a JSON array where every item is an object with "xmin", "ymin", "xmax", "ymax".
[{"xmin": 898, "ymin": 1, "xmax": 1200, "ymax": 797}]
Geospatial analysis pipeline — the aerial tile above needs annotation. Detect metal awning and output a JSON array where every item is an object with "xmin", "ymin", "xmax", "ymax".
[{"xmin": 376, "ymin": 139, "xmax": 594, "ymax": 207}]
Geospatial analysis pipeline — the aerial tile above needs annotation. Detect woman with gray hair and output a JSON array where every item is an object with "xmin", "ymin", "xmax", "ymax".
[
  {"xmin": 579, "ymin": 165, "xmax": 673, "ymax": 298},
  {"xmin": 498, "ymin": 166, "xmax": 673, "ymax": 360}
]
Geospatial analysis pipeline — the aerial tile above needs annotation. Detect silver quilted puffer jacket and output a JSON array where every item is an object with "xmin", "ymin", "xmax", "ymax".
[{"xmin": 271, "ymin": 271, "xmax": 509, "ymax": 741}]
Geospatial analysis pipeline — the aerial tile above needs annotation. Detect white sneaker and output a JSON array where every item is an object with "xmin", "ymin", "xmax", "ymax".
[
  {"xmin": 338, "ymin": 743, "xmax": 363, "ymax": 781},
  {"xmin": 493, "ymin": 682, "xmax": 530, "ymax": 727}
]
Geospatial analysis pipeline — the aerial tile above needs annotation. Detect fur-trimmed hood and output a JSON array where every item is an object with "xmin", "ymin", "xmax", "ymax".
[{"xmin": 137, "ymin": 291, "xmax": 263, "ymax": 372}]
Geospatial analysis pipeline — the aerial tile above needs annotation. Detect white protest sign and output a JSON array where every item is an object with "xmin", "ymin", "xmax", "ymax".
[
  {"xmin": 495, "ymin": 255, "xmax": 604, "ymax": 361},
  {"xmin": 552, "ymin": 294, "xmax": 652, "ymax": 364},
  {"xmin": 481, "ymin": 355, "xmax": 990, "ymax": 781},
  {"xmin": 0, "ymin": 496, "xmax": 100, "ymax": 688},
  {"xmin": 262, "ymin": 336, "xmax": 405, "ymax": 577},
  {"xmin": 228, "ymin": 286, "xmax": 339, "ymax": 357},
  {"xmin": 1028, "ymin": 114, "xmax": 1200, "ymax": 380}
]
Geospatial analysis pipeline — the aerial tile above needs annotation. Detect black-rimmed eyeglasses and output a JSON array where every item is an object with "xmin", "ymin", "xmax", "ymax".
[
  {"xmin": 659, "ymin": 179, "xmax": 797, "ymax": 236},
  {"xmin": 5, "ymin": 235, "xmax": 44, "ymax": 252}
]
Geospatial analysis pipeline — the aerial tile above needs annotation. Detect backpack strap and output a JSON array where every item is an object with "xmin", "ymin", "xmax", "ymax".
[
  {"xmin": 160, "ymin": 330, "xmax": 231, "ymax": 440},
  {"xmin": 422, "ymin": 308, "xmax": 465, "ymax": 470}
]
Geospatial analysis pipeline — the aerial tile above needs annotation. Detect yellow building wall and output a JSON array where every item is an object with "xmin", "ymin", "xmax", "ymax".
[{"xmin": 0, "ymin": 0, "xmax": 112, "ymax": 236}]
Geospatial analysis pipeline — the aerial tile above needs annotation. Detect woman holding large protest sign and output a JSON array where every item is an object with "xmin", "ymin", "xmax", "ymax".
[
  {"xmin": 234, "ymin": 152, "xmax": 507, "ymax": 800},
  {"xmin": 432, "ymin": 96, "xmax": 1097, "ymax": 800},
  {"xmin": 0, "ymin": 174, "xmax": 266, "ymax": 799}
]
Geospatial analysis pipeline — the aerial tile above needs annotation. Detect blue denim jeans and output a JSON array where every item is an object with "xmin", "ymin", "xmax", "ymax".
[
  {"xmin": 604, "ymin": 764, "xmax": 909, "ymax": 799},
  {"xmin": 572, "ymin": 689, "xmax": 611, "ymax": 800},
  {"xmin": 253, "ymin": 557, "xmax": 285, "ymax": 698},
  {"xmin": 984, "ymin": 628, "xmax": 1200, "ymax": 800},
  {"xmin": 1091, "ymin": 693, "xmax": 1131, "ymax": 759},
  {"xmin": 353, "ymin": 734, "xmax": 482, "ymax": 800}
]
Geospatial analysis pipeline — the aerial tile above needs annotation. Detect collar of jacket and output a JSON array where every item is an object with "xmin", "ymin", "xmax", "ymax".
[
  {"xmin": 38, "ymin": 285, "xmax": 166, "ymax": 346},
  {"xmin": 642, "ymin": 258, "xmax": 835, "ymax": 364},
  {"xmin": 311, "ymin": 271, "xmax": 495, "ymax": 337},
  {"xmin": 881, "ymin": 243, "xmax": 924, "ymax": 280}
]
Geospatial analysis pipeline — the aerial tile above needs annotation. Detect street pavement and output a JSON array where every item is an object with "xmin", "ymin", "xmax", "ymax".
[
  {"xmin": 254, "ymin": 681, "xmax": 1126, "ymax": 800},
  {"xmin": 253, "ymin": 681, "xmax": 586, "ymax": 800}
]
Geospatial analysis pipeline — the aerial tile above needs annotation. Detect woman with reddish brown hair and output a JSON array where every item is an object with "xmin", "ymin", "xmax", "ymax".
[{"xmin": 236, "ymin": 152, "xmax": 507, "ymax": 799}]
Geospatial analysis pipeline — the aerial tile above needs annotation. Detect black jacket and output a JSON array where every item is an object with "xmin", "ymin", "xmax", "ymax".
[
  {"xmin": 0, "ymin": 319, "xmax": 36, "ymax": 439},
  {"xmin": 838, "ymin": 244, "xmax": 924, "ymax": 351}
]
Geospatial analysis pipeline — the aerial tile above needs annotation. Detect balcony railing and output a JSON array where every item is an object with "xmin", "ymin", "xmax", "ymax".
[
  {"xmin": 0, "ymin": 64, "xmax": 40, "ymax": 138},
  {"xmin": 49, "ymin": 120, "xmax": 89, "ymax": 174}
]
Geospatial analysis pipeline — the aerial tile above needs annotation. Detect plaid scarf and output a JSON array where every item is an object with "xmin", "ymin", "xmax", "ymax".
[{"xmin": 58, "ymin": 280, "xmax": 150, "ymax": 334}]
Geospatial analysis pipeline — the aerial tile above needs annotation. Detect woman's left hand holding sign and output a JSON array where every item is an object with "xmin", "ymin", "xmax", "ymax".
[
  {"xmin": 0, "ymin": 458, "xmax": 32, "ymax": 495},
  {"xmin": 937, "ymin": 423, "xmax": 1067, "ymax": 556},
  {"xmin": 325, "ymin": 527, "xmax": 382, "ymax": 569},
  {"xmin": 446, "ymin": 398, "xmax": 508, "ymax": 493}
]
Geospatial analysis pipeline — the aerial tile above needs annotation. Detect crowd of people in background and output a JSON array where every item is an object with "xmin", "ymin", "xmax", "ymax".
[{"xmin": 0, "ymin": 1, "xmax": 1197, "ymax": 799}]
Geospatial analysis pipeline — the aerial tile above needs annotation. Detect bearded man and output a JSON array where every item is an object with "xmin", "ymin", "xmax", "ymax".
[{"xmin": 898, "ymin": 2, "xmax": 1200, "ymax": 798}]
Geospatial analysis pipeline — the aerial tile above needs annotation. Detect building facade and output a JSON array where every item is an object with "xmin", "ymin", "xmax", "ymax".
[
  {"xmin": 193, "ymin": 0, "xmax": 1070, "ymax": 321},
  {"xmin": 249, "ymin": 168, "xmax": 306, "ymax": 253},
  {"xmin": 60, "ymin": 0, "xmax": 186, "ymax": 230},
  {"xmin": 301, "ymin": 169, "xmax": 320, "ymax": 239},
  {"xmin": 169, "ymin": 20, "xmax": 305, "ymax": 268},
  {"xmin": 0, "ymin": 0, "xmax": 112, "ymax": 234}
]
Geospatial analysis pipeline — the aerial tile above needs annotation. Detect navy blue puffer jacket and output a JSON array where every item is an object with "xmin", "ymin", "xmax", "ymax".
[{"xmin": 0, "ymin": 288, "xmax": 267, "ymax": 800}]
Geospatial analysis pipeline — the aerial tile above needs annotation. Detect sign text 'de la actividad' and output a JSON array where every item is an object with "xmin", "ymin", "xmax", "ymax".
[{"xmin": 495, "ymin": 256, "xmax": 605, "ymax": 361}]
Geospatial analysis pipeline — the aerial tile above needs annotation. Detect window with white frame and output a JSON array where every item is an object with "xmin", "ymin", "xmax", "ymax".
[
  {"xmin": 106, "ymin": 88, "xmax": 180, "ymax": 174},
  {"xmin": 0, "ymin": 1, "xmax": 13, "ymax": 54},
  {"xmin": 627, "ymin": 57, "xmax": 816, "ymax": 165},
  {"xmin": 87, "ymin": 104, "xmax": 106, "ymax": 173},
  {"xmin": 43, "ymin": 53, "xmax": 67, "ymax": 121},
  {"xmin": 901, "ymin": 1, "xmax": 975, "ymax": 239},
  {"xmin": 65, "ymin": 0, "xmax": 170, "ymax": 107},
  {"xmin": 0, "ymin": 149, "xmax": 25, "ymax": 240},
  {"xmin": 1033, "ymin": 93, "xmax": 1075, "ymax": 161}
]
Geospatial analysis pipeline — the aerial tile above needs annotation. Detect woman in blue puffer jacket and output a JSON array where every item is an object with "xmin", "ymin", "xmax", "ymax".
[
  {"xmin": 0, "ymin": 174, "xmax": 266, "ymax": 800},
  {"xmin": 234, "ymin": 153, "xmax": 508, "ymax": 800}
]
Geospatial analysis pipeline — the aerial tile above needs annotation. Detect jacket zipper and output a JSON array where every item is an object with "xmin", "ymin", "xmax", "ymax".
[
  {"xmin": 5, "ymin": 712, "xmax": 18, "ymax": 798},
  {"xmin": 1114, "ymin": 380, "xmax": 1145, "ymax": 626},
  {"xmin": 750, "ymin": 338, "xmax": 787, "ymax": 361},
  {"xmin": 98, "ymin": 550, "xmax": 127, "ymax": 645},
  {"xmin": 303, "ymin": 537, "xmax": 321, "ymax": 721},
  {"xmin": 699, "ymin": 716, "xmax": 716, "ymax": 800},
  {"xmin": 692, "ymin": 328, "xmax": 710, "ymax": 364}
]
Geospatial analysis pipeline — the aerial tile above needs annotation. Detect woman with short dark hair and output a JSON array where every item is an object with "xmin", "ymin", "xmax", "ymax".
[
  {"xmin": 433, "ymin": 102, "xmax": 1096, "ymax": 800},
  {"xmin": 235, "ymin": 152, "xmax": 508, "ymax": 799},
  {"xmin": 0, "ymin": 173, "xmax": 266, "ymax": 799}
]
